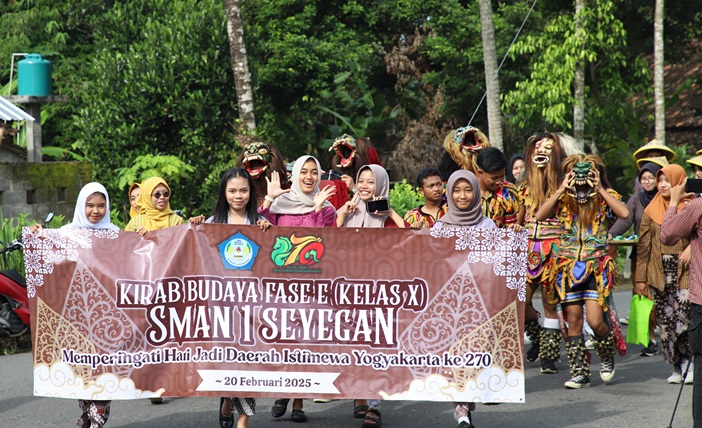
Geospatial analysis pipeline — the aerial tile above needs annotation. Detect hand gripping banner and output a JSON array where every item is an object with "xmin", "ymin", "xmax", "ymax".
[{"xmin": 22, "ymin": 224, "xmax": 527, "ymax": 402}]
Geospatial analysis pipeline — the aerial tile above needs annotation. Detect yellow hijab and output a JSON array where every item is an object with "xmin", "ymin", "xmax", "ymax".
[
  {"xmin": 644, "ymin": 164, "xmax": 693, "ymax": 225},
  {"xmin": 128, "ymin": 182, "xmax": 140, "ymax": 218},
  {"xmin": 137, "ymin": 177, "xmax": 175, "ymax": 230}
]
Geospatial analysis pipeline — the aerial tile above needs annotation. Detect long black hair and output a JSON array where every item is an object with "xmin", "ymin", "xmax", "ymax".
[{"xmin": 212, "ymin": 168, "xmax": 259, "ymax": 224}]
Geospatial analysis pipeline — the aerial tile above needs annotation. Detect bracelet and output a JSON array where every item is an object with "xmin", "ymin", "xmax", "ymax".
[{"xmin": 264, "ymin": 195, "xmax": 276, "ymax": 203}]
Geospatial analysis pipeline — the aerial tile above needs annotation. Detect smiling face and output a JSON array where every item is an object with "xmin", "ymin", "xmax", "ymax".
[
  {"xmin": 298, "ymin": 159, "xmax": 319, "ymax": 194},
  {"xmin": 151, "ymin": 184, "xmax": 171, "ymax": 211},
  {"xmin": 639, "ymin": 170, "xmax": 656, "ymax": 192},
  {"xmin": 452, "ymin": 178, "xmax": 474, "ymax": 210},
  {"xmin": 356, "ymin": 169, "xmax": 377, "ymax": 201},
  {"xmin": 226, "ymin": 176, "xmax": 250, "ymax": 213},
  {"xmin": 657, "ymin": 174, "xmax": 672, "ymax": 199},
  {"xmin": 476, "ymin": 168, "xmax": 505, "ymax": 193},
  {"xmin": 130, "ymin": 187, "xmax": 140, "ymax": 212},
  {"xmin": 85, "ymin": 192, "xmax": 107, "ymax": 224}
]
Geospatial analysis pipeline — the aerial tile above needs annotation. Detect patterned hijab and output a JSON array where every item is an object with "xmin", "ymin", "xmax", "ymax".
[
  {"xmin": 644, "ymin": 164, "xmax": 693, "ymax": 225},
  {"xmin": 64, "ymin": 182, "xmax": 119, "ymax": 230},
  {"xmin": 137, "ymin": 176, "xmax": 175, "ymax": 230},
  {"xmin": 440, "ymin": 170, "xmax": 486, "ymax": 227},
  {"xmin": 342, "ymin": 164, "xmax": 390, "ymax": 228},
  {"xmin": 269, "ymin": 155, "xmax": 333, "ymax": 215}
]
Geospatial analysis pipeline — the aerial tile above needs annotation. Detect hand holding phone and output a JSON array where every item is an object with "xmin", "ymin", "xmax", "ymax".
[
  {"xmin": 685, "ymin": 178, "xmax": 702, "ymax": 194},
  {"xmin": 367, "ymin": 198, "xmax": 389, "ymax": 213}
]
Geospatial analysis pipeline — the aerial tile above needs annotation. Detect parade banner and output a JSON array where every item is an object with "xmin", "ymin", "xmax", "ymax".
[{"xmin": 23, "ymin": 224, "xmax": 527, "ymax": 402}]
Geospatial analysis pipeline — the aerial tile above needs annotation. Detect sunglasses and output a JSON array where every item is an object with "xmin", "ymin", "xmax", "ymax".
[{"xmin": 152, "ymin": 191, "xmax": 171, "ymax": 199}]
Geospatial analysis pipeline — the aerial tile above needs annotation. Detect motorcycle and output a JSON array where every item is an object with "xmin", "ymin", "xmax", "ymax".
[{"xmin": 0, "ymin": 213, "xmax": 53, "ymax": 338}]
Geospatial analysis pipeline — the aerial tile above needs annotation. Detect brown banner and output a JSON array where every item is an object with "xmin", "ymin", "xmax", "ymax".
[{"xmin": 23, "ymin": 224, "xmax": 526, "ymax": 402}]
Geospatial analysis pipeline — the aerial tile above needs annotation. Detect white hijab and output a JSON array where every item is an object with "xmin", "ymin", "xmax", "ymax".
[
  {"xmin": 269, "ymin": 155, "xmax": 332, "ymax": 215},
  {"xmin": 63, "ymin": 182, "xmax": 120, "ymax": 230}
]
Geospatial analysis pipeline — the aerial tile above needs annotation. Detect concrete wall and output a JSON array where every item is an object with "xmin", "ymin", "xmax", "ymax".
[{"xmin": 0, "ymin": 161, "xmax": 92, "ymax": 222}]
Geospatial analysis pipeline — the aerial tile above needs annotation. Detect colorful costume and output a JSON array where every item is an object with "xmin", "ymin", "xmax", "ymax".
[
  {"xmin": 551, "ymin": 155, "xmax": 623, "ymax": 388},
  {"xmin": 403, "ymin": 203, "xmax": 448, "ymax": 228},
  {"xmin": 327, "ymin": 134, "xmax": 382, "ymax": 208},
  {"xmin": 519, "ymin": 132, "xmax": 570, "ymax": 371},
  {"xmin": 480, "ymin": 180, "xmax": 520, "ymax": 228}
]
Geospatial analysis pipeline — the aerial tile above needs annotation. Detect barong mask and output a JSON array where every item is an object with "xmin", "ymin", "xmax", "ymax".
[
  {"xmin": 532, "ymin": 137, "xmax": 554, "ymax": 168},
  {"xmin": 330, "ymin": 134, "xmax": 357, "ymax": 168},
  {"xmin": 440, "ymin": 126, "xmax": 491, "ymax": 175},
  {"xmin": 567, "ymin": 161, "xmax": 596, "ymax": 204},
  {"xmin": 242, "ymin": 142, "xmax": 272, "ymax": 179},
  {"xmin": 453, "ymin": 126, "xmax": 488, "ymax": 155}
]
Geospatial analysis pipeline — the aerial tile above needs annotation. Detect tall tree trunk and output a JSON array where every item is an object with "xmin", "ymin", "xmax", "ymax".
[
  {"xmin": 573, "ymin": 0, "xmax": 585, "ymax": 152},
  {"xmin": 654, "ymin": 0, "xmax": 665, "ymax": 144},
  {"xmin": 224, "ymin": 0, "xmax": 256, "ymax": 131},
  {"xmin": 478, "ymin": 0, "xmax": 503, "ymax": 150}
]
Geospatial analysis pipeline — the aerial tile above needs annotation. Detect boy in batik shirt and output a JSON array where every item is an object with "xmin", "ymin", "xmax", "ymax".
[
  {"xmin": 475, "ymin": 147, "xmax": 523, "ymax": 230},
  {"xmin": 404, "ymin": 168, "xmax": 447, "ymax": 229}
]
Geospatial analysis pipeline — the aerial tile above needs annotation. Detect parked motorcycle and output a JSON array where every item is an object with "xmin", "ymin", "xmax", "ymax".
[{"xmin": 0, "ymin": 213, "xmax": 53, "ymax": 338}]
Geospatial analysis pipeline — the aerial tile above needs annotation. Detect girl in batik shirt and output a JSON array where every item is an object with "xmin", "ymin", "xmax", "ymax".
[
  {"xmin": 535, "ymin": 154, "xmax": 629, "ymax": 389},
  {"xmin": 636, "ymin": 164, "xmax": 693, "ymax": 384}
]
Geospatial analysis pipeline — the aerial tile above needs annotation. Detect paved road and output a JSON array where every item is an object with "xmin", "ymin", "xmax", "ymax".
[{"xmin": 0, "ymin": 291, "xmax": 694, "ymax": 427}]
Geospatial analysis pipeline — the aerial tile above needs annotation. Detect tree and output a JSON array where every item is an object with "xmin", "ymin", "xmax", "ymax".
[
  {"xmin": 478, "ymin": 0, "xmax": 503, "ymax": 150},
  {"xmin": 224, "ymin": 0, "xmax": 256, "ymax": 131},
  {"xmin": 653, "ymin": 0, "xmax": 665, "ymax": 144},
  {"xmin": 573, "ymin": 0, "xmax": 585, "ymax": 151}
]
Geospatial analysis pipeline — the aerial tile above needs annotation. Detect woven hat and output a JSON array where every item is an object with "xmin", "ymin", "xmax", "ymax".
[
  {"xmin": 696, "ymin": 149, "xmax": 702, "ymax": 155},
  {"xmin": 687, "ymin": 155, "xmax": 702, "ymax": 169},
  {"xmin": 636, "ymin": 156, "xmax": 670, "ymax": 170},
  {"xmin": 632, "ymin": 139, "xmax": 676, "ymax": 161}
]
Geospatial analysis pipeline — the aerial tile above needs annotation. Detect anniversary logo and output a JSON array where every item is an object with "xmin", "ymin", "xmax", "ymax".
[{"xmin": 23, "ymin": 224, "xmax": 526, "ymax": 403}]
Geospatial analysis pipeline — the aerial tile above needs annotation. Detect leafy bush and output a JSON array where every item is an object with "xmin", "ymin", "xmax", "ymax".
[
  {"xmin": 0, "ymin": 214, "xmax": 65, "ymax": 273},
  {"xmin": 389, "ymin": 179, "xmax": 424, "ymax": 218}
]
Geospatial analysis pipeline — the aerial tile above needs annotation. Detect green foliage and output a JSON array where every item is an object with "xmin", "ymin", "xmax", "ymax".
[
  {"xmin": 389, "ymin": 179, "xmax": 424, "ymax": 218},
  {"xmin": 0, "ymin": 214, "xmax": 64, "ymax": 273},
  {"xmin": 73, "ymin": 0, "xmax": 240, "ymax": 216}
]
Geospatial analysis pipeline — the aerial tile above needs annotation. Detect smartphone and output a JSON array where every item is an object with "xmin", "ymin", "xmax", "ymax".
[
  {"xmin": 686, "ymin": 179, "xmax": 702, "ymax": 194},
  {"xmin": 367, "ymin": 198, "xmax": 390, "ymax": 213}
]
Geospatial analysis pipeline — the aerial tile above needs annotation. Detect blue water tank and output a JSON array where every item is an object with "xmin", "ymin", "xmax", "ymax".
[{"xmin": 18, "ymin": 54, "xmax": 52, "ymax": 96}]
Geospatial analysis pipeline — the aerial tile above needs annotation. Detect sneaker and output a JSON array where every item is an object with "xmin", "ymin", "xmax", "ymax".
[
  {"xmin": 668, "ymin": 371, "xmax": 683, "ymax": 384},
  {"xmin": 526, "ymin": 343, "xmax": 540, "ymax": 363},
  {"xmin": 540, "ymin": 359, "xmax": 558, "ymax": 374},
  {"xmin": 564, "ymin": 374, "xmax": 591, "ymax": 389},
  {"xmin": 600, "ymin": 359, "xmax": 615, "ymax": 383},
  {"xmin": 458, "ymin": 421, "xmax": 476, "ymax": 428},
  {"xmin": 313, "ymin": 399, "xmax": 333, "ymax": 403},
  {"xmin": 619, "ymin": 317, "xmax": 629, "ymax": 325},
  {"xmin": 640, "ymin": 341, "xmax": 658, "ymax": 357},
  {"xmin": 585, "ymin": 339, "xmax": 595, "ymax": 350},
  {"xmin": 683, "ymin": 360, "xmax": 694, "ymax": 384}
]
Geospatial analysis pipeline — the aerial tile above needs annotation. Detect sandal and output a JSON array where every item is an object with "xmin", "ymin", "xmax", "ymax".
[
  {"xmin": 353, "ymin": 400, "xmax": 369, "ymax": 418},
  {"xmin": 291, "ymin": 408, "xmax": 308, "ymax": 423},
  {"xmin": 271, "ymin": 398, "xmax": 290, "ymax": 418},
  {"xmin": 362, "ymin": 408, "xmax": 382, "ymax": 428},
  {"xmin": 219, "ymin": 397, "xmax": 234, "ymax": 428}
]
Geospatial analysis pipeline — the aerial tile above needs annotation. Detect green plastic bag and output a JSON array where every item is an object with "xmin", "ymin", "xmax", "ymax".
[{"xmin": 626, "ymin": 295, "xmax": 654, "ymax": 346}]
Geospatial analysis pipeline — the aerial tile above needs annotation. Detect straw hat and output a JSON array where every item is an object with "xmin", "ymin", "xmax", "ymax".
[
  {"xmin": 696, "ymin": 149, "xmax": 702, "ymax": 155},
  {"xmin": 687, "ymin": 155, "xmax": 702, "ymax": 169},
  {"xmin": 632, "ymin": 139, "xmax": 676, "ymax": 162},
  {"xmin": 636, "ymin": 156, "xmax": 670, "ymax": 170}
]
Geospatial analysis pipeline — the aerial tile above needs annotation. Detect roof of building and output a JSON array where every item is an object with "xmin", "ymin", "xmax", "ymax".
[{"xmin": 0, "ymin": 96, "xmax": 34, "ymax": 122}]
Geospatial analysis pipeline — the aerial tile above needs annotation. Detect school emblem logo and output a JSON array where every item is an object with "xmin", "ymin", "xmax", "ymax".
[{"xmin": 218, "ymin": 232, "xmax": 259, "ymax": 270}]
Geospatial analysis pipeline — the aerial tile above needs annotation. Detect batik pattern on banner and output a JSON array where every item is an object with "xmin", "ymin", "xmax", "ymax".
[{"xmin": 24, "ymin": 225, "xmax": 526, "ymax": 403}]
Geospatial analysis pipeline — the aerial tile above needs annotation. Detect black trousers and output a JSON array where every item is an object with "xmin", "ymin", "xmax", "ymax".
[{"xmin": 689, "ymin": 303, "xmax": 702, "ymax": 428}]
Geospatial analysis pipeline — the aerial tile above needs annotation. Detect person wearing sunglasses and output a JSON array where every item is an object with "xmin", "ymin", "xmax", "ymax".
[{"xmin": 126, "ymin": 177, "xmax": 184, "ymax": 236}]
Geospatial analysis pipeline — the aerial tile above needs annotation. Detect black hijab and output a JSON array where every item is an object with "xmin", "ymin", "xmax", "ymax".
[
  {"xmin": 637, "ymin": 162, "xmax": 662, "ymax": 208},
  {"xmin": 506, "ymin": 154, "xmax": 524, "ymax": 184}
]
